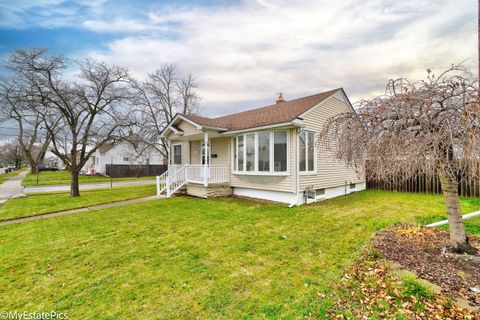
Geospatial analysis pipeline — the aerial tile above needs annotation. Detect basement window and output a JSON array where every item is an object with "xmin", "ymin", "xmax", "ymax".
[
  {"xmin": 350, "ymin": 183, "xmax": 356, "ymax": 189},
  {"xmin": 315, "ymin": 188, "xmax": 325, "ymax": 196}
]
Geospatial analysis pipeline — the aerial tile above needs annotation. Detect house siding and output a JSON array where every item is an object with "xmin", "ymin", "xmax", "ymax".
[
  {"xmin": 83, "ymin": 141, "xmax": 164, "ymax": 174},
  {"xmin": 177, "ymin": 120, "xmax": 200, "ymax": 136},
  {"xmin": 189, "ymin": 137, "xmax": 230, "ymax": 166},
  {"xmin": 298, "ymin": 96, "xmax": 365, "ymax": 191},
  {"xmin": 170, "ymin": 140, "xmax": 190, "ymax": 165},
  {"xmin": 229, "ymin": 128, "xmax": 296, "ymax": 193}
]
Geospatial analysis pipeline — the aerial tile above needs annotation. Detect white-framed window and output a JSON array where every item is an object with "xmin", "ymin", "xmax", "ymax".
[
  {"xmin": 172, "ymin": 144, "xmax": 182, "ymax": 165},
  {"xmin": 232, "ymin": 130, "xmax": 289, "ymax": 175},
  {"xmin": 201, "ymin": 142, "xmax": 210, "ymax": 165},
  {"xmin": 298, "ymin": 130, "xmax": 316, "ymax": 174},
  {"xmin": 123, "ymin": 156, "xmax": 129, "ymax": 162}
]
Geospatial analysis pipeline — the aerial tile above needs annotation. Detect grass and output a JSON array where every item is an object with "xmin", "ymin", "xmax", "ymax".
[
  {"xmin": 0, "ymin": 190, "xmax": 479, "ymax": 319},
  {"xmin": 464, "ymin": 216, "xmax": 480, "ymax": 235},
  {"xmin": 415, "ymin": 196, "xmax": 480, "ymax": 235},
  {"xmin": 0, "ymin": 185, "xmax": 157, "ymax": 221},
  {"xmin": 22, "ymin": 170, "xmax": 156, "ymax": 187},
  {"xmin": 0, "ymin": 169, "xmax": 22, "ymax": 184}
]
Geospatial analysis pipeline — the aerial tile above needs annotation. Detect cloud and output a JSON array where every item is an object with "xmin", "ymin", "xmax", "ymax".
[
  {"xmin": 1, "ymin": 0, "xmax": 476, "ymax": 117},
  {"xmin": 86, "ymin": 0, "xmax": 476, "ymax": 116},
  {"xmin": 83, "ymin": 17, "xmax": 170, "ymax": 33}
]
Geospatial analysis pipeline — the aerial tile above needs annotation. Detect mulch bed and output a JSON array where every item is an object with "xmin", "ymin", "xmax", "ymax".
[
  {"xmin": 374, "ymin": 226, "xmax": 480, "ymax": 308},
  {"xmin": 327, "ymin": 251, "xmax": 479, "ymax": 319}
]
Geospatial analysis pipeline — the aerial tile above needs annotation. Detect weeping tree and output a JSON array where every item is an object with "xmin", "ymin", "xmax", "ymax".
[{"xmin": 321, "ymin": 65, "xmax": 479, "ymax": 254}]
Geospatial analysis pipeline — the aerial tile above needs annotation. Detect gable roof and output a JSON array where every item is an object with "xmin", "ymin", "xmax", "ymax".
[{"xmin": 181, "ymin": 88, "xmax": 341, "ymax": 131}]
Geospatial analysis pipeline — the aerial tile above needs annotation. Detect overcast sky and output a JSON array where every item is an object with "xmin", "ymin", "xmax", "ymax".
[{"xmin": 0, "ymin": 0, "xmax": 477, "ymax": 118}]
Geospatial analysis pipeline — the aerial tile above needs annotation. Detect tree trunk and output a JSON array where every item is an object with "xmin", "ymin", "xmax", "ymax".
[
  {"xmin": 70, "ymin": 170, "xmax": 80, "ymax": 197},
  {"xmin": 31, "ymin": 162, "xmax": 39, "ymax": 174},
  {"xmin": 438, "ymin": 169, "xmax": 477, "ymax": 255}
]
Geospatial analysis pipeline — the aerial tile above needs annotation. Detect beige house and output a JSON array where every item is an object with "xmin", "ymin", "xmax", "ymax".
[{"xmin": 157, "ymin": 88, "xmax": 365, "ymax": 205}]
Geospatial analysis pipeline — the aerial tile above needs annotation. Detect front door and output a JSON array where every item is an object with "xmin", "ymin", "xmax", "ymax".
[{"xmin": 201, "ymin": 142, "xmax": 211, "ymax": 179}]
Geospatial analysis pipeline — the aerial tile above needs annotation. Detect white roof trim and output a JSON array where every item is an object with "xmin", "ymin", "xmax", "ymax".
[
  {"xmin": 169, "ymin": 125, "xmax": 183, "ymax": 135},
  {"xmin": 176, "ymin": 114, "xmax": 203, "ymax": 129},
  {"xmin": 221, "ymin": 120, "xmax": 304, "ymax": 135},
  {"xmin": 202, "ymin": 125, "xmax": 229, "ymax": 131}
]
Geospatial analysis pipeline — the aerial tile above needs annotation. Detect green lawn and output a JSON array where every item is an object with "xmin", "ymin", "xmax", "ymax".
[
  {"xmin": 0, "ymin": 190, "xmax": 478, "ymax": 319},
  {"xmin": 0, "ymin": 185, "xmax": 157, "ymax": 221},
  {"xmin": 22, "ymin": 170, "xmax": 156, "ymax": 186},
  {"xmin": 0, "ymin": 169, "xmax": 22, "ymax": 184},
  {"xmin": 464, "ymin": 216, "xmax": 480, "ymax": 235}
]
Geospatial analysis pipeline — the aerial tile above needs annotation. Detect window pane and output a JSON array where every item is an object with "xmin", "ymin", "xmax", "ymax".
[
  {"xmin": 307, "ymin": 132, "xmax": 315, "ymax": 171},
  {"xmin": 238, "ymin": 135, "xmax": 244, "ymax": 171},
  {"xmin": 202, "ymin": 143, "xmax": 210, "ymax": 165},
  {"xmin": 246, "ymin": 133, "xmax": 255, "ymax": 171},
  {"xmin": 258, "ymin": 132, "xmax": 270, "ymax": 171},
  {"xmin": 274, "ymin": 131, "xmax": 287, "ymax": 172},
  {"xmin": 299, "ymin": 131, "xmax": 306, "ymax": 171},
  {"xmin": 173, "ymin": 145, "xmax": 182, "ymax": 165}
]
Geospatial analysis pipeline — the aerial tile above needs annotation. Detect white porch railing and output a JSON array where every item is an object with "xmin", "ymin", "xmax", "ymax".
[
  {"xmin": 186, "ymin": 165, "xmax": 229, "ymax": 185},
  {"xmin": 166, "ymin": 165, "xmax": 187, "ymax": 197},
  {"xmin": 156, "ymin": 165, "xmax": 180, "ymax": 195},
  {"xmin": 157, "ymin": 165, "xmax": 229, "ymax": 197}
]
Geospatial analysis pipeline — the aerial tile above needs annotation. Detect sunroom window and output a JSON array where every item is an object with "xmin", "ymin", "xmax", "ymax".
[
  {"xmin": 246, "ymin": 133, "xmax": 255, "ymax": 171},
  {"xmin": 258, "ymin": 132, "xmax": 270, "ymax": 171},
  {"xmin": 274, "ymin": 131, "xmax": 287, "ymax": 172},
  {"xmin": 233, "ymin": 130, "xmax": 288, "ymax": 174},
  {"xmin": 299, "ymin": 130, "xmax": 315, "ymax": 173}
]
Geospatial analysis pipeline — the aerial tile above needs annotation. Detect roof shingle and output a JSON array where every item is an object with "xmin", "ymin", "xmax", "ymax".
[{"xmin": 181, "ymin": 88, "xmax": 340, "ymax": 131}]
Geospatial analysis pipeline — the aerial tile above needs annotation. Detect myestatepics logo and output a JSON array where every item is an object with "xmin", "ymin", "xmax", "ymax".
[{"xmin": 0, "ymin": 311, "xmax": 68, "ymax": 320}]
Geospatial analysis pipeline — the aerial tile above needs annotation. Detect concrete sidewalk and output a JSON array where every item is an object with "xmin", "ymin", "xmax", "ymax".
[
  {"xmin": 24, "ymin": 179, "xmax": 156, "ymax": 193},
  {"xmin": 0, "ymin": 171, "xmax": 28, "ymax": 204},
  {"xmin": 0, "ymin": 195, "xmax": 164, "ymax": 227}
]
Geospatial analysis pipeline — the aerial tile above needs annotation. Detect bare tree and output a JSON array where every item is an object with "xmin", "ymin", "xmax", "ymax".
[
  {"xmin": 130, "ymin": 64, "xmax": 201, "ymax": 161},
  {"xmin": 6, "ymin": 48, "xmax": 134, "ymax": 196},
  {"xmin": 0, "ymin": 77, "xmax": 54, "ymax": 173},
  {"xmin": 321, "ymin": 65, "xmax": 479, "ymax": 254},
  {"xmin": 0, "ymin": 139, "xmax": 25, "ymax": 169}
]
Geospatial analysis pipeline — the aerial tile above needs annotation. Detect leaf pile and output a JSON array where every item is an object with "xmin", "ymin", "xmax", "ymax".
[
  {"xmin": 327, "ymin": 251, "xmax": 479, "ymax": 319},
  {"xmin": 374, "ymin": 226, "xmax": 480, "ymax": 306}
]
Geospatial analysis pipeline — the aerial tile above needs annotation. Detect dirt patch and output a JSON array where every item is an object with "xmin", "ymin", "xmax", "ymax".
[{"xmin": 374, "ymin": 226, "xmax": 480, "ymax": 308}]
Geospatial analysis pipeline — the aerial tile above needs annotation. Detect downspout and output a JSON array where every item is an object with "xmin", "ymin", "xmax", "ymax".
[{"xmin": 289, "ymin": 128, "xmax": 302, "ymax": 208}]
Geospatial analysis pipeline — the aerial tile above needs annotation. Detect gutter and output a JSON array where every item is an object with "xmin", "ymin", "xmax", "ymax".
[{"xmin": 222, "ymin": 120, "xmax": 304, "ymax": 136}]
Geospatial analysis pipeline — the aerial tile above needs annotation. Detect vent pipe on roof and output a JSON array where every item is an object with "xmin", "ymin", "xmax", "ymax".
[{"xmin": 276, "ymin": 93, "xmax": 286, "ymax": 104}]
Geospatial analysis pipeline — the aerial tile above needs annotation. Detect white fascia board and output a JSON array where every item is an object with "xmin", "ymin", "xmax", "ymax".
[
  {"xmin": 201, "ymin": 125, "xmax": 229, "ymax": 131},
  {"xmin": 221, "ymin": 120, "xmax": 303, "ymax": 135},
  {"xmin": 160, "ymin": 126, "xmax": 184, "ymax": 138},
  {"xmin": 176, "ymin": 114, "xmax": 203, "ymax": 129}
]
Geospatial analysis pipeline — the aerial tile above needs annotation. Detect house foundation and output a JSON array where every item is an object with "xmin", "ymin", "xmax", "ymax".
[{"xmin": 186, "ymin": 183, "xmax": 232, "ymax": 198}]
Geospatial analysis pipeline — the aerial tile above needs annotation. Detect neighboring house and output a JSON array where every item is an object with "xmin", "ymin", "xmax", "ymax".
[
  {"xmin": 158, "ymin": 88, "xmax": 365, "ymax": 205},
  {"xmin": 84, "ymin": 140, "xmax": 164, "ymax": 175}
]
